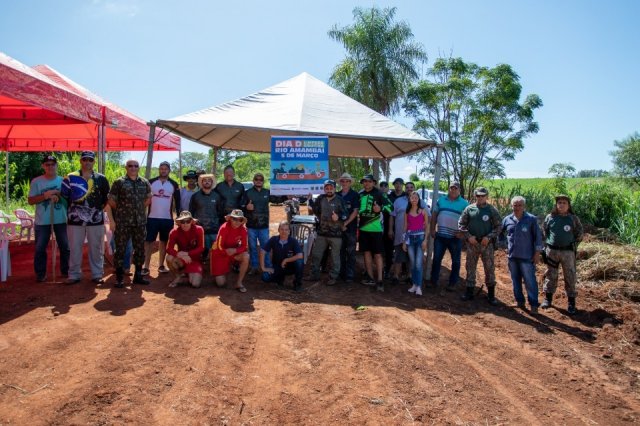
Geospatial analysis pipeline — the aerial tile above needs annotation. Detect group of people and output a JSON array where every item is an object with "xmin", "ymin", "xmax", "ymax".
[{"xmin": 28, "ymin": 153, "xmax": 584, "ymax": 314}]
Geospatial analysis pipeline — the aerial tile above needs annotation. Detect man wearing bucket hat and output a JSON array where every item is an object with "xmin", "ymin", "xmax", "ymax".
[
  {"xmin": 165, "ymin": 211, "xmax": 205, "ymax": 288},
  {"xmin": 28, "ymin": 154, "xmax": 70, "ymax": 282},
  {"xmin": 458, "ymin": 187, "xmax": 502, "ymax": 304},
  {"xmin": 337, "ymin": 172, "xmax": 359, "ymax": 283},
  {"xmin": 60, "ymin": 151, "xmax": 110, "ymax": 284},
  {"xmin": 180, "ymin": 170, "xmax": 199, "ymax": 212},
  {"xmin": 358, "ymin": 173, "xmax": 392, "ymax": 292},
  {"xmin": 210, "ymin": 209, "xmax": 250, "ymax": 292},
  {"xmin": 307, "ymin": 179, "xmax": 348, "ymax": 285},
  {"xmin": 189, "ymin": 173, "xmax": 222, "ymax": 262},
  {"xmin": 541, "ymin": 194, "xmax": 584, "ymax": 314}
]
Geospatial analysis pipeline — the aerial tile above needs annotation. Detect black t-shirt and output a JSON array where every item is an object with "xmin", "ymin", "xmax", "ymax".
[{"xmin": 263, "ymin": 236, "xmax": 302, "ymax": 265}]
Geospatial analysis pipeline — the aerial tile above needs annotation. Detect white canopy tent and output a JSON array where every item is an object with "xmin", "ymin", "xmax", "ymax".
[{"xmin": 156, "ymin": 72, "xmax": 437, "ymax": 159}]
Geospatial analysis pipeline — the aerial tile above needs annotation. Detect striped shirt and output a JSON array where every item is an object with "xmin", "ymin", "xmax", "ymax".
[{"xmin": 432, "ymin": 195, "xmax": 468, "ymax": 238}]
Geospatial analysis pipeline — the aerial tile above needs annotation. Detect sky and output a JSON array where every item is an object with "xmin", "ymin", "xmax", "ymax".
[{"xmin": 2, "ymin": 0, "xmax": 639, "ymax": 180}]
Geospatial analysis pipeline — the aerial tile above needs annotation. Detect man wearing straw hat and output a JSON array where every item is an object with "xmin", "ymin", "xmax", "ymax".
[
  {"xmin": 189, "ymin": 173, "xmax": 222, "ymax": 262},
  {"xmin": 165, "ymin": 211, "xmax": 205, "ymax": 288},
  {"xmin": 210, "ymin": 209, "xmax": 250, "ymax": 292},
  {"xmin": 28, "ymin": 154, "xmax": 70, "ymax": 282}
]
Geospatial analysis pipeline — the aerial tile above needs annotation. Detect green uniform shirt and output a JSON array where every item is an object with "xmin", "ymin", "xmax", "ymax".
[
  {"xmin": 459, "ymin": 203, "xmax": 501, "ymax": 239},
  {"xmin": 544, "ymin": 214, "xmax": 583, "ymax": 247},
  {"xmin": 108, "ymin": 175, "xmax": 152, "ymax": 226}
]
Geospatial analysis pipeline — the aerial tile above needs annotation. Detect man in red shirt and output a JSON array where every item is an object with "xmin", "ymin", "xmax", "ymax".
[
  {"xmin": 210, "ymin": 209, "xmax": 250, "ymax": 292},
  {"xmin": 166, "ymin": 211, "xmax": 205, "ymax": 288}
]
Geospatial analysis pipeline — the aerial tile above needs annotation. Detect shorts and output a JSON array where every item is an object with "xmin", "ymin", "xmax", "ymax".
[
  {"xmin": 358, "ymin": 230, "xmax": 384, "ymax": 254},
  {"xmin": 210, "ymin": 250, "xmax": 234, "ymax": 276},
  {"xmin": 145, "ymin": 218, "xmax": 174, "ymax": 242},
  {"xmin": 394, "ymin": 244, "xmax": 408, "ymax": 263}
]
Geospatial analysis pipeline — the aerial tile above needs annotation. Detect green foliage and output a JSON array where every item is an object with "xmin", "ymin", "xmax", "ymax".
[
  {"xmin": 572, "ymin": 183, "xmax": 627, "ymax": 229},
  {"xmin": 548, "ymin": 162, "xmax": 576, "ymax": 178},
  {"xmin": 612, "ymin": 192, "xmax": 640, "ymax": 246},
  {"xmin": 576, "ymin": 169, "xmax": 609, "ymax": 178},
  {"xmin": 485, "ymin": 182, "xmax": 554, "ymax": 218},
  {"xmin": 610, "ymin": 131, "xmax": 640, "ymax": 183},
  {"xmin": 171, "ymin": 151, "xmax": 211, "ymax": 175},
  {"xmin": 232, "ymin": 153, "xmax": 271, "ymax": 182},
  {"xmin": 405, "ymin": 57, "xmax": 543, "ymax": 200}
]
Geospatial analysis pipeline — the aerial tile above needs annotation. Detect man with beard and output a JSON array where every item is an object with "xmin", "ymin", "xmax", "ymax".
[
  {"xmin": 337, "ymin": 173, "xmax": 359, "ymax": 283},
  {"xmin": 215, "ymin": 165, "xmax": 245, "ymax": 222},
  {"xmin": 242, "ymin": 172, "xmax": 271, "ymax": 275},
  {"xmin": 358, "ymin": 174, "xmax": 392, "ymax": 292},
  {"xmin": 61, "ymin": 151, "xmax": 110, "ymax": 284},
  {"xmin": 307, "ymin": 179, "xmax": 347, "ymax": 286},
  {"xmin": 142, "ymin": 161, "xmax": 180, "ymax": 275},
  {"xmin": 189, "ymin": 173, "xmax": 222, "ymax": 263}
]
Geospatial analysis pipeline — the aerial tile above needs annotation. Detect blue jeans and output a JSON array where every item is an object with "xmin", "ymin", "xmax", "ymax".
[
  {"xmin": 110, "ymin": 237, "xmax": 132, "ymax": 270},
  {"xmin": 508, "ymin": 258, "xmax": 539, "ymax": 307},
  {"xmin": 272, "ymin": 258, "xmax": 304, "ymax": 286},
  {"xmin": 406, "ymin": 234, "xmax": 425, "ymax": 288},
  {"xmin": 34, "ymin": 224, "xmax": 70, "ymax": 279},
  {"xmin": 430, "ymin": 235, "xmax": 462, "ymax": 285},
  {"xmin": 248, "ymin": 227, "xmax": 271, "ymax": 269}
]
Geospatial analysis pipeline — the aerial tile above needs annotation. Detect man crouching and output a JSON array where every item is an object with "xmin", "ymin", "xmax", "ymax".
[{"xmin": 166, "ymin": 211, "xmax": 205, "ymax": 288}]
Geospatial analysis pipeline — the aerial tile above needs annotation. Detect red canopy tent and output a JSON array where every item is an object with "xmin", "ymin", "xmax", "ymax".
[{"xmin": 0, "ymin": 52, "xmax": 180, "ymax": 204}]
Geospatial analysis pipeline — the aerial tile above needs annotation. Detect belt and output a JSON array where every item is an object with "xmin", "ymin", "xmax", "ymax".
[{"xmin": 546, "ymin": 244, "xmax": 573, "ymax": 251}]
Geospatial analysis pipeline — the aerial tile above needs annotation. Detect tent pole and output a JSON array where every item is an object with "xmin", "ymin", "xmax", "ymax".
[
  {"xmin": 98, "ymin": 123, "xmax": 106, "ymax": 174},
  {"xmin": 5, "ymin": 151, "xmax": 9, "ymax": 207},
  {"xmin": 145, "ymin": 121, "xmax": 156, "ymax": 180},
  {"xmin": 425, "ymin": 145, "xmax": 443, "ymax": 279}
]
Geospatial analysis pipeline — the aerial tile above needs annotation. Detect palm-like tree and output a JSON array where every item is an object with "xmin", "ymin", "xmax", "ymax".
[{"xmin": 329, "ymin": 6, "xmax": 426, "ymax": 178}]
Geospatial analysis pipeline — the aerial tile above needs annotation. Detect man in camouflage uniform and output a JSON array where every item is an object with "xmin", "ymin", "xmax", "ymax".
[
  {"xmin": 307, "ymin": 179, "xmax": 348, "ymax": 286},
  {"xmin": 108, "ymin": 159, "xmax": 152, "ymax": 288},
  {"xmin": 541, "ymin": 194, "xmax": 584, "ymax": 314},
  {"xmin": 458, "ymin": 187, "xmax": 502, "ymax": 304}
]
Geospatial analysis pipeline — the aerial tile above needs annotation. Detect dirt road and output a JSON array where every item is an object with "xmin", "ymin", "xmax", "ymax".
[{"xmin": 0, "ymin": 206, "xmax": 638, "ymax": 424}]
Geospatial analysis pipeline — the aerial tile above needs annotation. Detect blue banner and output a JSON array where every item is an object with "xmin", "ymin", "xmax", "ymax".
[{"xmin": 270, "ymin": 135, "xmax": 329, "ymax": 195}]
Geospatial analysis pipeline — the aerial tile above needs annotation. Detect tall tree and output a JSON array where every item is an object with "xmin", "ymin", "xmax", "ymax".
[
  {"xmin": 328, "ymin": 6, "xmax": 426, "ymax": 180},
  {"xmin": 610, "ymin": 132, "xmax": 640, "ymax": 183},
  {"xmin": 548, "ymin": 162, "xmax": 576, "ymax": 178},
  {"xmin": 404, "ymin": 57, "xmax": 542, "ymax": 199}
]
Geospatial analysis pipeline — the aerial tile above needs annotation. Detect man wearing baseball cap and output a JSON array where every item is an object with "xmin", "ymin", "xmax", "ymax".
[
  {"xmin": 60, "ymin": 151, "xmax": 110, "ymax": 284},
  {"xmin": 358, "ymin": 174, "xmax": 392, "ymax": 292},
  {"xmin": 307, "ymin": 179, "xmax": 348, "ymax": 285},
  {"xmin": 458, "ymin": 187, "xmax": 502, "ymax": 304},
  {"xmin": 27, "ymin": 155, "xmax": 70, "ymax": 282}
]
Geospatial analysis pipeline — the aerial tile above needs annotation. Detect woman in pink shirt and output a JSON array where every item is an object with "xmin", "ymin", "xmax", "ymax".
[{"xmin": 403, "ymin": 192, "xmax": 430, "ymax": 296}]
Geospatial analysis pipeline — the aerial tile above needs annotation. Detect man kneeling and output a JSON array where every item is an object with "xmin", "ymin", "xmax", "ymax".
[
  {"xmin": 210, "ymin": 209, "xmax": 250, "ymax": 292},
  {"xmin": 166, "ymin": 211, "xmax": 205, "ymax": 288},
  {"xmin": 261, "ymin": 221, "xmax": 304, "ymax": 291}
]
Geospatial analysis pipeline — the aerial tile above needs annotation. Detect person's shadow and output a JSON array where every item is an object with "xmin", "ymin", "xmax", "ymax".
[{"xmin": 94, "ymin": 284, "xmax": 145, "ymax": 316}]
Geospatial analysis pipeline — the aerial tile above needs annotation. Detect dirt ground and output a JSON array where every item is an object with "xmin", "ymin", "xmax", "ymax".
[{"xmin": 1, "ymin": 205, "xmax": 639, "ymax": 425}]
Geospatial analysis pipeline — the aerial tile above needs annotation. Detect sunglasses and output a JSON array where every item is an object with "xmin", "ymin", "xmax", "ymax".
[
  {"xmin": 126, "ymin": 164, "xmax": 140, "ymax": 168},
  {"xmin": 254, "ymin": 178, "xmax": 264, "ymax": 182},
  {"xmin": 43, "ymin": 163, "xmax": 57, "ymax": 167},
  {"xmin": 81, "ymin": 158, "xmax": 95, "ymax": 162},
  {"xmin": 179, "ymin": 220, "xmax": 192, "ymax": 225},
  {"xmin": 231, "ymin": 217, "xmax": 243, "ymax": 222}
]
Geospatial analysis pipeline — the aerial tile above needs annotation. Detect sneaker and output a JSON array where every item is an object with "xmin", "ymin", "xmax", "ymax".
[
  {"xmin": 36, "ymin": 276, "xmax": 47, "ymax": 283},
  {"xmin": 541, "ymin": 299, "xmax": 552, "ymax": 309},
  {"xmin": 445, "ymin": 283, "xmax": 457, "ymax": 292},
  {"xmin": 326, "ymin": 278, "xmax": 337, "ymax": 286},
  {"xmin": 140, "ymin": 268, "xmax": 150, "ymax": 276},
  {"xmin": 530, "ymin": 306, "xmax": 539, "ymax": 314},
  {"xmin": 415, "ymin": 287, "xmax": 423, "ymax": 296},
  {"xmin": 123, "ymin": 268, "xmax": 132, "ymax": 276},
  {"xmin": 158, "ymin": 266, "xmax": 169, "ymax": 274},
  {"xmin": 567, "ymin": 304, "xmax": 577, "ymax": 315},
  {"xmin": 361, "ymin": 278, "xmax": 375, "ymax": 286},
  {"xmin": 376, "ymin": 281, "xmax": 384, "ymax": 292},
  {"xmin": 517, "ymin": 302, "xmax": 526, "ymax": 310},
  {"xmin": 408, "ymin": 284, "xmax": 417, "ymax": 293}
]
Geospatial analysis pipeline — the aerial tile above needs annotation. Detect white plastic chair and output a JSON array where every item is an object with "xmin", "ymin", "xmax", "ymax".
[
  {"xmin": 289, "ymin": 224, "xmax": 315, "ymax": 264},
  {"xmin": 14, "ymin": 209, "xmax": 35, "ymax": 244},
  {"xmin": 0, "ymin": 222, "xmax": 18, "ymax": 281}
]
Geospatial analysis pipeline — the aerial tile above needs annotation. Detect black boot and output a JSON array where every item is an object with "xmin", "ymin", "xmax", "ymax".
[
  {"xmin": 133, "ymin": 267, "xmax": 150, "ymax": 285},
  {"xmin": 487, "ymin": 286, "xmax": 498, "ymax": 306},
  {"xmin": 567, "ymin": 297, "xmax": 577, "ymax": 315},
  {"xmin": 541, "ymin": 293, "xmax": 553, "ymax": 309},
  {"xmin": 461, "ymin": 286, "xmax": 474, "ymax": 301},
  {"xmin": 115, "ymin": 267, "xmax": 124, "ymax": 288}
]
